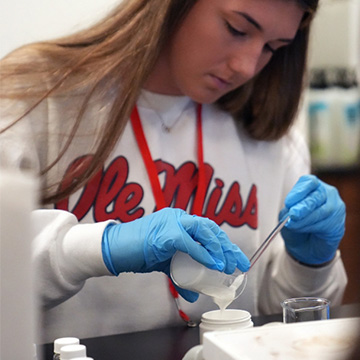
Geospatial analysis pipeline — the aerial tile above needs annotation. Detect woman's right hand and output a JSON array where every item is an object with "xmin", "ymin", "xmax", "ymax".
[{"xmin": 102, "ymin": 208, "xmax": 250, "ymax": 293}]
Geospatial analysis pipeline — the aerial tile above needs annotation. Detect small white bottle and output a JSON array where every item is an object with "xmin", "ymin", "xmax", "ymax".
[
  {"xmin": 333, "ymin": 68, "xmax": 360, "ymax": 167},
  {"xmin": 53, "ymin": 338, "xmax": 80, "ymax": 360},
  {"xmin": 199, "ymin": 309, "xmax": 253, "ymax": 344},
  {"xmin": 307, "ymin": 68, "xmax": 337, "ymax": 169},
  {"xmin": 60, "ymin": 344, "xmax": 87, "ymax": 360}
]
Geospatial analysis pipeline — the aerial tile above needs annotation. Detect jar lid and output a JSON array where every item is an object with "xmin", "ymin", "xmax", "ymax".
[
  {"xmin": 60, "ymin": 344, "xmax": 87, "ymax": 359},
  {"xmin": 201, "ymin": 309, "xmax": 251, "ymax": 325},
  {"xmin": 54, "ymin": 337, "xmax": 80, "ymax": 354}
]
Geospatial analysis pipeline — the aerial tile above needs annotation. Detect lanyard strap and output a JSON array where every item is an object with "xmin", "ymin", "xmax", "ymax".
[
  {"xmin": 192, "ymin": 103, "xmax": 206, "ymax": 216},
  {"xmin": 130, "ymin": 103, "xmax": 205, "ymax": 213},
  {"xmin": 130, "ymin": 103, "xmax": 204, "ymax": 326},
  {"xmin": 130, "ymin": 105, "xmax": 167, "ymax": 209}
]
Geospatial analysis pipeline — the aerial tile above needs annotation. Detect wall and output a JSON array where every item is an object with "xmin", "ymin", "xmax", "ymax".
[
  {"xmin": 309, "ymin": 0, "xmax": 360, "ymax": 76},
  {"xmin": 0, "ymin": 0, "xmax": 120, "ymax": 59}
]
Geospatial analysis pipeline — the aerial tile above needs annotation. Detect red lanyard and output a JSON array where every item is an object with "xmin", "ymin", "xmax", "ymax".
[
  {"xmin": 130, "ymin": 103, "xmax": 205, "ymax": 214},
  {"xmin": 130, "ymin": 103, "xmax": 204, "ymax": 326}
]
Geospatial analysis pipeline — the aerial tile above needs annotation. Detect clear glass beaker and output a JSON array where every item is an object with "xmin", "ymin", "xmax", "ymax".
[{"xmin": 281, "ymin": 297, "xmax": 330, "ymax": 323}]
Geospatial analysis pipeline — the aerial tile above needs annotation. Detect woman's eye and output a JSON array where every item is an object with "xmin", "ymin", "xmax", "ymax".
[
  {"xmin": 264, "ymin": 44, "xmax": 276, "ymax": 54},
  {"xmin": 225, "ymin": 22, "xmax": 246, "ymax": 37}
]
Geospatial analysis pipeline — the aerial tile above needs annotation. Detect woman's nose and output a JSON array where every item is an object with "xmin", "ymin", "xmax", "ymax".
[{"xmin": 227, "ymin": 45, "xmax": 263, "ymax": 82}]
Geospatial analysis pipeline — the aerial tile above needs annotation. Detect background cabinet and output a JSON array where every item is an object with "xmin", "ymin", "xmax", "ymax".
[{"xmin": 317, "ymin": 168, "xmax": 360, "ymax": 304}]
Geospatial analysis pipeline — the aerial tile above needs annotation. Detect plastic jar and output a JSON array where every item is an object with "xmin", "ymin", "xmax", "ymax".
[
  {"xmin": 60, "ymin": 344, "xmax": 87, "ymax": 359},
  {"xmin": 53, "ymin": 338, "xmax": 80, "ymax": 360},
  {"xmin": 170, "ymin": 251, "xmax": 247, "ymax": 302},
  {"xmin": 199, "ymin": 309, "xmax": 253, "ymax": 344}
]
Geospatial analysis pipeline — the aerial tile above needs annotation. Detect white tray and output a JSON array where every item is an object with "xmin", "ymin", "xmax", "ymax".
[{"xmin": 203, "ymin": 317, "xmax": 360, "ymax": 360}]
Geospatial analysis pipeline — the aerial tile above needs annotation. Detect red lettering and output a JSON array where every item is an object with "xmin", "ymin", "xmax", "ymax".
[
  {"xmin": 158, "ymin": 161, "xmax": 214, "ymax": 214},
  {"xmin": 56, "ymin": 155, "xmax": 102, "ymax": 220},
  {"xmin": 57, "ymin": 156, "xmax": 144, "ymax": 222},
  {"xmin": 205, "ymin": 181, "xmax": 257, "ymax": 229},
  {"xmin": 205, "ymin": 178, "xmax": 225, "ymax": 224},
  {"xmin": 241, "ymin": 184, "xmax": 258, "ymax": 229},
  {"xmin": 207, "ymin": 181, "xmax": 244, "ymax": 226},
  {"xmin": 94, "ymin": 157, "xmax": 144, "ymax": 222},
  {"xmin": 57, "ymin": 156, "xmax": 257, "ymax": 229}
]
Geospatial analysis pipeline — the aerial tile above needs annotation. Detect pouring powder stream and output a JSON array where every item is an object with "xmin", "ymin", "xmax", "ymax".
[
  {"xmin": 211, "ymin": 215, "xmax": 289, "ymax": 315},
  {"xmin": 212, "ymin": 273, "xmax": 246, "ymax": 314}
]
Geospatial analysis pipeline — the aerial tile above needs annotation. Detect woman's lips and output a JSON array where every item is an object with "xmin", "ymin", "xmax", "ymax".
[{"xmin": 208, "ymin": 74, "xmax": 231, "ymax": 91}]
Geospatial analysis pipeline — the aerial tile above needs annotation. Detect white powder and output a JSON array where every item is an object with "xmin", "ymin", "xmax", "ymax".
[{"xmin": 211, "ymin": 274, "xmax": 246, "ymax": 315}]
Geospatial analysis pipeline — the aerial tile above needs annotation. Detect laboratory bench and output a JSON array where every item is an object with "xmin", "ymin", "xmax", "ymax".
[{"xmin": 40, "ymin": 302, "xmax": 360, "ymax": 360}]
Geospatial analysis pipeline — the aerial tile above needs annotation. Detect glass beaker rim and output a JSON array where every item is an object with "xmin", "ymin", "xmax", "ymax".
[{"xmin": 281, "ymin": 297, "xmax": 331, "ymax": 311}]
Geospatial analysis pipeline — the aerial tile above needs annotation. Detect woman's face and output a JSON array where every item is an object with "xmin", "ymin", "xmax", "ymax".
[{"xmin": 146, "ymin": 0, "xmax": 305, "ymax": 104}]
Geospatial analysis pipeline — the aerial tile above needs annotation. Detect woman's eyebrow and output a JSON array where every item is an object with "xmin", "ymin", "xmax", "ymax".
[
  {"xmin": 234, "ymin": 11, "xmax": 294, "ymax": 43},
  {"xmin": 235, "ymin": 11, "xmax": 263, "ymax": 31}
]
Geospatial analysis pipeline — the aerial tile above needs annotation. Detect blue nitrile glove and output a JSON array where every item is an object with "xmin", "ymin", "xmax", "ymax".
[
  {"xmin": 102, "ymin": 208, "xmax": 250, "ymax": 302},
  {"xmin": 279, "ymin": 175, "xmax": 345, "ymax": 265}
]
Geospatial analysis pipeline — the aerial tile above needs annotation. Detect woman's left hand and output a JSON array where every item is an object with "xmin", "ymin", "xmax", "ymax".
[{"xmin": 279, "ymin": 175, "xmax": 346, "ymax": 265}]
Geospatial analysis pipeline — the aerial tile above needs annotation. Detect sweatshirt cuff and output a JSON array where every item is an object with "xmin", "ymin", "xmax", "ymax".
[
  {"xmin": 60, "ymin": 220, "xmax": 117, "ymax": 284},
  {"xmin": 281, "ymin": 250, "xmax": 342, "ymax": 293}
]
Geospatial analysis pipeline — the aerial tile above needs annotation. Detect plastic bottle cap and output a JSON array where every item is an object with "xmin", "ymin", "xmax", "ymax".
[
  {"xmin": 60, "ymin": 344, "xmax": 86, "ymax": 359},
  {"xmin": 54, "ymin": 337, "xmax": 80, "ymax": 354}
]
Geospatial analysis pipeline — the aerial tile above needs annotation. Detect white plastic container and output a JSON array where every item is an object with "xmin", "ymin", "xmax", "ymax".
[
  {"xmin": 53, "ymin": 338, "xmax": 80, "ymax": 360},
  {"xmin": 333, "ymin": 84, "xmax": 360, "ymax": 166},
  {"xmin": 307, "ymin": 68, "xmax": 360, "ymax": 169},
  {"xmin": 170, "ymin": 251, "xmax": 247, "ymax": 309},
  {"xmin": 0, "ymin": 169, "xmax": 38, "ymax": 360},
  {"xmin": 199, "ymin": 309, "xmax": 253, "ymax": 344},
  {"xmin": 307, "ymin": 83, "xmax": 338, "ymax": 168},
  {"xmin": 60, "ymin": 344, "xmax": 87, "ymax": 360}
]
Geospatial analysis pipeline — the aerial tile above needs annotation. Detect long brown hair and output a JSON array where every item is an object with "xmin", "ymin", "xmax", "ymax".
[{"xmin": 0, "ymin": 0, "xmax": 318, "ymax": 204}]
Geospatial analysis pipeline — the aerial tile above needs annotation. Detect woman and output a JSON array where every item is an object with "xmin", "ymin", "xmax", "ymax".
[{"xmin": 0, "ymin": 0, "xmax": 346, "ymax": 343}]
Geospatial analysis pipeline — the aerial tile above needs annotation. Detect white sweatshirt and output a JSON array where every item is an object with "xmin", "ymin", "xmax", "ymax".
[{"xmin": 0, "ymin": 89, "xmax": 347, "ymax": 343}]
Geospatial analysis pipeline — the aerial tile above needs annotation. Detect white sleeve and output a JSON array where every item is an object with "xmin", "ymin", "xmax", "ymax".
[
  {"xmin": 32, "ymin": 209, "xmax": 114, "ymax": 309},
  {"xmin": 1, "ymin": 97, "xmax": 115, "ymax": 309},
  {"xmin": 258, "ymin": 128, "xmax": 348, "ymax": 314},
  {"xmin": 259, "ymin": 248, "xmax": 347, "ymax": 314}
]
